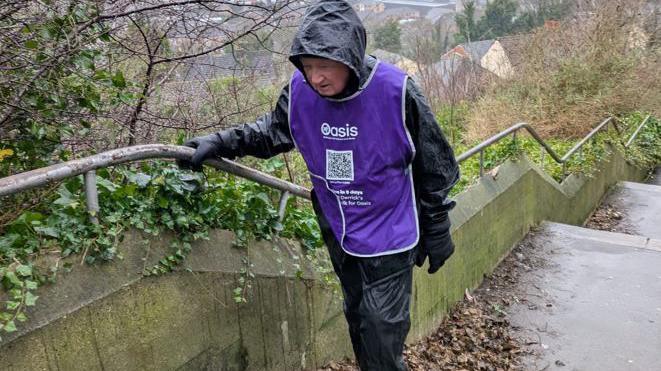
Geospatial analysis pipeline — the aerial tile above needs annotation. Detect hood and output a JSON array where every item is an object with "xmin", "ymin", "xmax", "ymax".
[{"xmin": 289, "ymin": 0, "xmax": 368, "ymax": 95}]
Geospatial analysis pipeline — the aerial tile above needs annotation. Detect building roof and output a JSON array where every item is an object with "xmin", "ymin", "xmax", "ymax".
[
  {"xmin": 461, "ymin": 39, "xmax": 496, "ymax": 62},
  {"xmin": 443, "ymin": 39, "xmax": 496, "ymax": 62},
  {"xmin": 431, "ymin": 54, "xmax": 492, "ymax": 86},
  {"xmin": 432, "ymin": 55, "xmax": 468, "ymax": 85},
  {"xmin": 497, "ymin": 34, "xmax": 531, "ymax": 72}
]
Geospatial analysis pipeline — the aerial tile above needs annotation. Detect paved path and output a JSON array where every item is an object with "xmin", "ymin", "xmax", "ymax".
[
  {"xmin": 511, "ymin": 170, "xmax": 661, "ymax": 371},
  {"xmin": 601, "ymin": 181, "xmax": 661, "ymax": 239}
]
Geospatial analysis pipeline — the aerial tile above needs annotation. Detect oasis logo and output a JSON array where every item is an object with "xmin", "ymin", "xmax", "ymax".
[{"xmin": 321, "ymin": 122, "xmax": 358, "ymax": 139}]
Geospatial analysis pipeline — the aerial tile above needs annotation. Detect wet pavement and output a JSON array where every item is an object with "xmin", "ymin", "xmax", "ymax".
[
  {"xmin": 511, "ymin": 171, "xmax": 661, "ymax": 371},
  {"xmin": 601, "ymin": 181, "xmax": 661, "ymax": 239}
]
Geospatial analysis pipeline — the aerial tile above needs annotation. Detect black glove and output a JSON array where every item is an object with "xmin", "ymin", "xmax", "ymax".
[
  {"xmin": 177, "ymin": 133, "xmax": 232, "ymax": 172},
  {"xmin": 415, "ymin": 213, "xmax": 454, "ymax": 274}
]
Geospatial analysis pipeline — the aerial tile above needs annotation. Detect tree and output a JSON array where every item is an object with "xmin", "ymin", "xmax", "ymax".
[
  {"xmin": 454, "ymin": 1, "xmax": 479, "ymax": 44},
  {"xmin": 374, "ymin": 19, "xmax": 402, "ymax": 53},
  {"xmin": 513, "ymin": 0, "xmax": 573, "ymax": 32},
  {"xmin": 455, "ymin": 0, "xmax": 573, "ymax": 44},
  {"xmin": 401, "ymin": 20, "xmax": 447, "ymax": 64},
  {"xmin": 479, "ymin": 0, "xmax": 518, "ymax": 39},
  {"xmin": 0, "ymin": 0, "xmax": 302, "ymax": 177}
]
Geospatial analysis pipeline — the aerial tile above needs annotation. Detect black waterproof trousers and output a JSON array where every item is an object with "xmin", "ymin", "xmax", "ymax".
[
  {"xmin": 326, "ymin": 232, "xmax": 415, "ymax": 371},
  {"xmin": 312, "ymin": 194, "xmax": 415, "ymax": 371},
  {"xmin": 313, "ymin": 191, "xmax": 415, "ymax": 370}
]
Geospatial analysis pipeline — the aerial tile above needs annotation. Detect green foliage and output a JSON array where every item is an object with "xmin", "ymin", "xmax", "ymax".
[
  {"xmin": 252, "ymin": 157, "xmax": 321, "ymax": 250},
  {"xmin": 0, "ymin": 2, "xmax": 135, "ymax": 178},
  {"xmin": 479, "ymin": 0, "xmax": 518, "ymax": 40},
  {"xmin": 0, "ymin": 162, "xmax": 322, "ymax": 338},
  {"xmin": 464, "ymin": 1, "xmax": 658, "ymax": 139},
  {"xmin": 616, "ymin": 113, "xmax": 661, "ymax": 167},
  {"xmin": 281, "ymin": 205, "xmax": 324, "ymax": 251},
  {"xmin": 454, "ymin": 0, "xmax": 571, "ymax": 43},
  {"xmin": 374, "ymin": 19, "xmax": 402, "ymax": 53},
  {"xmin": 513, "ymin": 0, "xmax": 572, "ymax": 31},
  {"xmin": 454, "ymin": 1, "xmax": 479, "ymax": 44},
  {"xmin": 455, "ymin": 0, "xmax": 519, "ymax": 42},
  {"xmin": 436, "ymin": 103, "xmax": 470, "ymax": 147},
  {"xmin": 552, "ymin": 56, "xmax": 634, "ymax": 105}
]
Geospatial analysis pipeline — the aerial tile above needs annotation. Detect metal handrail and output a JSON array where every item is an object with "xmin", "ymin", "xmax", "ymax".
[
  {"xmin": 0, "ymin": 115, "xmax": 653, "ymax": 221},
  {"xmin": 625, "ymin": 115, "xmax": 652, "ymax": 147},
  {"xmin": 0, "ymin": 145, "xmax": 311, "ymax": 218},
  {"xmin": 456, "ymin": 116, "xmax": 632, "ymax": 177},
  {"xmin": 456, "ymin": 122, "xmax": 563, "ymax": 164},
  {"xmin": 0, "ymin": 144, "xmax": 310, "ymax": 199}
]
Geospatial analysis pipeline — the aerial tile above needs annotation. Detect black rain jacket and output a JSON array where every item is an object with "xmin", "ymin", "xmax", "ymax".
[{"xmin": 212, "ymin": 0, "xmax": 459, "ymax": 249}]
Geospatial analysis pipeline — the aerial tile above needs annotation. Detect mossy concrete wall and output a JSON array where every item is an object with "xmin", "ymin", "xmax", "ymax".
[
  {"xmin": 408, "ymin": 148, "xmax": 648, "ymax": 339},
  {"xmin": 0, "ymin": 148, "xmax": 647, "ymax": 370},
  {"xmin": 0, "ymin": 231, "xmax": 352, "ymax": 371}
]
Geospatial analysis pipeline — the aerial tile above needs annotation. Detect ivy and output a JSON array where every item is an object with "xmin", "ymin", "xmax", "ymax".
[
  {"xmin": 0, "ymin": 161, "xmax": 323, "ymax": 338},
  {"xmin": 615, "ymin": 113, "xmax": 660, "ymax": 168}
]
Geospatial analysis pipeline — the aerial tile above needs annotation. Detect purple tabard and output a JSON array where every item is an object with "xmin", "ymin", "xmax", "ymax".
[{"xmin": 289, "ymin": 61, "xmax": 419, "ymax": 257}]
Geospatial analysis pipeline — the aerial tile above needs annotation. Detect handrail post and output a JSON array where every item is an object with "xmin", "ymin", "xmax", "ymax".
[
  {"xmin": 579, "ymin": 145, "xmax": 584, "ymax": 163},
  {"xmin": 540, "ymin": 146, "xmax": 545, "ymax": 170},
  {"xmin": 479, "ymin": 150, "xmax": 484, "ymax": 177},
  {"xmin": 610, "ymin": 117, "xmax": 628, "ymax": 148},
  {"xmin": 84, "ymin": 171, "xmax": 99, "ymax": 224},
  {"xmin": 625, "ymin": 114, "xmax": 652, "ymax": 148},
  {"xmin": 278, "ymin": 191, "xmax": 290, "ymax": 223},
  {"xmin": 512, "ymin": 131, "xmax": 517, "ymax": 152}
]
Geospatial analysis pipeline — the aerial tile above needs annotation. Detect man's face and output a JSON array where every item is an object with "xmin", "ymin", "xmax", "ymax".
[{"xmin": 300, "ymin": 57, "xmax": 351, "ymax": 97}]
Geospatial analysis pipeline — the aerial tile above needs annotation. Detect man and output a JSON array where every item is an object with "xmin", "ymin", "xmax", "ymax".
[{"xmin": 178, "ymin": 0, "xmax": 459, "ymax": 369}]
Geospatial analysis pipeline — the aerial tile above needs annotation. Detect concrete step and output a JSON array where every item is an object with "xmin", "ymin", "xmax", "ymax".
[
  {"xmin": 599, "ymin": 180, "xmax": 661, "ymax": 240},
  {"xmin": 511, "ymin": 222, "xmax": 661, "ymax": 371},
  {"xmin": 553, "ymin": 221, "xmax": 661, "ymax": 252}
]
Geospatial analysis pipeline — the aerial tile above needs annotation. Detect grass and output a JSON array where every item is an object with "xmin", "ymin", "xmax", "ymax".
[{"xmin": 464, "ymin": 1, "xmax": 660, "ymax": 143}]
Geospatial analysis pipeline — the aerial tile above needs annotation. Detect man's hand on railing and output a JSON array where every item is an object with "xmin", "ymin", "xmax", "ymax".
[{"xmin": 177, "ymin": 134, "xmax": 231, "ymax": 172}]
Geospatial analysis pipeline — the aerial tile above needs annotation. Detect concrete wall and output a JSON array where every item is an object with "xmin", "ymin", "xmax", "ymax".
[
  {"xmin": 0, "ymin": 231, "xmax": 352, "ymax": 371},
  {"xmin": 0, "ymin": 148, "xmax": 648, "ymax": 370},
  {"xmin": 409, "ymin": 148, "xmax": 647, "ymax": 339}
]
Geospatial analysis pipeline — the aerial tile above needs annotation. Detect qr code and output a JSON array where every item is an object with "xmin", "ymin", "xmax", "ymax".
[{"xmin": 326, "ymin": 150, "xmax": 354, "ymax": 181}]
